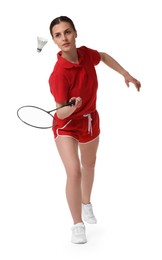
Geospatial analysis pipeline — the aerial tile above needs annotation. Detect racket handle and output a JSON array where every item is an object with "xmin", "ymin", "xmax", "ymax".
[
  {"xmin": 67, "ymin": 100, "xmax": 76, "ymax": 106},
  {"xmin": 49, "ymin": 100, "xmax": 76, "ymax": 113}
]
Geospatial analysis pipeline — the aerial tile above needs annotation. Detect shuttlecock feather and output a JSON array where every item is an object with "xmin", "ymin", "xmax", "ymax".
[{"xmin": 37, "ymin": 37, "xmax": 48, "ymax": 52}]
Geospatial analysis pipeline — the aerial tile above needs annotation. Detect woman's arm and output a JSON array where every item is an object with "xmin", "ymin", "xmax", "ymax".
[
  {"xmin": 99, "ymin": 52, "xmax": 141, "ymax": 91},
  {"xmin": 56, "ymin": 97, "xmax": 82, "ymax": 120}
]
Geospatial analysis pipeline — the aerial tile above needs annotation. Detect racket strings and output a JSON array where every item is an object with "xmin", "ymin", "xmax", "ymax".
[
  {"xmin": 17, "ymin": 106, "xmax": 55, "ymax": 129},
  {"xmin": 17, "ymin": 100, "xmax": 75, "ymax": 129}
]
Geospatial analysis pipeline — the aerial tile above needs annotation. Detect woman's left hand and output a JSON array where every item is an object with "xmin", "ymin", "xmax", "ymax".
[{"xmin": 124, "ymin": 73, "xmax": 141, "ymax": 92}]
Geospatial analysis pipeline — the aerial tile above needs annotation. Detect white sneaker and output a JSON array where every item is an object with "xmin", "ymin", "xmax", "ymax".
[
  {"xmin": 71, "ymin": 222, "xmax": 87, "ymax": 244},
  {"xmin": 82, "ymin": 203, "xmax": 97, "ymax": 224}
]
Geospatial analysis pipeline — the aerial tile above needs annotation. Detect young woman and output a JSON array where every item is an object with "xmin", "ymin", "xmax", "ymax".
[{"xmin": 49, "ymin": 16, "xmax": 141, "ymax": 244}]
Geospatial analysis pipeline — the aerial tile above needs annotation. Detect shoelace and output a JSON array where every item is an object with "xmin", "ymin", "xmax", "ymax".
[
  {"xmin": 85, "ymin": 207, "xmax": 95, "ymax": 218},
  {"xmin": 72, "ymin": 226, "xmax": 85, "ymax": 235}
]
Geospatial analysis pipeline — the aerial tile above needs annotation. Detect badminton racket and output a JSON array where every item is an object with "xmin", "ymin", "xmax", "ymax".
[{"xmin": 17, "ymin": 100, "xmax": 75, "ymax": 129}]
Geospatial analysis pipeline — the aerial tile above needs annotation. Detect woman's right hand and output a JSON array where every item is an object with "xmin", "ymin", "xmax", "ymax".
[
  {"xmin": 56, "ymin": 97, "xmax": 82, "ymax": 119},
  {"xmin": 69, "ymin": 97, "xmax": 82, "ymax": 108}
]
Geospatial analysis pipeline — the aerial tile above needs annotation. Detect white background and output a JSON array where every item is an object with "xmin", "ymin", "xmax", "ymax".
[{"xmin": 0, "ymin": 0, "xmax": 162, "ymax": 259}]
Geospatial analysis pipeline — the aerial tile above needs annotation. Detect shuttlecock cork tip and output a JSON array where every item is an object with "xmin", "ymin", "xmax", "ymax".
[{"xmin": 37, "ymin": 48, "xmax": 42, "ymax": 52}]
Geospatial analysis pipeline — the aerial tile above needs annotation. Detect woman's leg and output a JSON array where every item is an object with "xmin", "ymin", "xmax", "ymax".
[
  {"xmin": 55, "ymin": 137, "xmax": 82, "ymax": 224},
  {"xmin": 79, "ymin": 137, "xmax": 99, "ymax": 204}
]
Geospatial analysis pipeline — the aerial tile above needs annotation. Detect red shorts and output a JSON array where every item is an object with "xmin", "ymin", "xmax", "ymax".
[{"xmin": 53, "ymin": 110, "xmax": 100, "ymax": 143}]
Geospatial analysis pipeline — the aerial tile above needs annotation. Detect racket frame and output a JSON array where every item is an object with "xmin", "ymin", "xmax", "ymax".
[{"xmin": 17, "ymin": 100, "xmax": 75, "ymax": 129}]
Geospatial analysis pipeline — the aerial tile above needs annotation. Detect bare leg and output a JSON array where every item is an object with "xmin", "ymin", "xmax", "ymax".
[
  {"xmin": 55, "ymin": 137, "xmax": 82, "ymax": 224},
  {"xmin": 79, "ymin": 137, "xmax": 99, "ymax": 204}
]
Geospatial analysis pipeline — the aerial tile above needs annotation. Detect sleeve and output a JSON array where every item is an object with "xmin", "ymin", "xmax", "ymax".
[
  {"xmin": 83, "ymin": 46, "xmax": 101, "ymax": 66},
  {"xmin": 49, "ymin": 69, "xmax": 69, "ymax": 103}
]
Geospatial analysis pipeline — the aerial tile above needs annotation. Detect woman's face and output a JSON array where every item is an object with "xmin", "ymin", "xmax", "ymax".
[{"xmin": 51, "ymin": 21, "xmax": 77, "ymax": 52}]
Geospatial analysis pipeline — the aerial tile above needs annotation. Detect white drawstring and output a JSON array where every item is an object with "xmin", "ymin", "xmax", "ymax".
[{"xmin": 83, "ymin": 114, "xmax": 92, "ymax": 135}]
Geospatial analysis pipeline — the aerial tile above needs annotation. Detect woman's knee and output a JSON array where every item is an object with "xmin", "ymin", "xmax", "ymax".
[
  {"xmin": 81, "ymin": 157, "xmax": 96, "ymax": 170},
  {"xmin": 66, "ymin": 164, "xmax": 81, "ymax": 180}
]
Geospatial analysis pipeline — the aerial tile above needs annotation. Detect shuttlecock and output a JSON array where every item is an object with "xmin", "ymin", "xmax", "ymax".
[{"xmin": 37, "ymin": 37, "xmax": 48, "ymax": 52}]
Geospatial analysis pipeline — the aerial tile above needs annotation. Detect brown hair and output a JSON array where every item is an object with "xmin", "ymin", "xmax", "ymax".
[{"xmin": 49, "ymin": 16, "xmax": 76, "ymax": 37}]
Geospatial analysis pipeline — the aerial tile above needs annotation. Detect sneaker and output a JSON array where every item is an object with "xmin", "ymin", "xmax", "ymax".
[
  {"xmin": 71, "ymin": 222, "xmax": 87, "ymax": 244},
  {"xmin": 82, "ymin": 203, "xmax": 97, "ymax": 224}
]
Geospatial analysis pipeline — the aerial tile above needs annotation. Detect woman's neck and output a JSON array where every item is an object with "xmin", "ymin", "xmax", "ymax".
[{"xmin": 61, "ymin": 49, "xmax": 79, "ymax": 64}]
